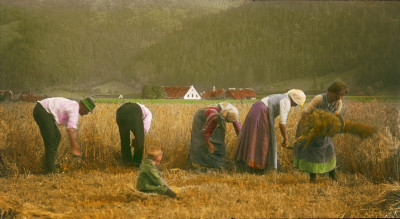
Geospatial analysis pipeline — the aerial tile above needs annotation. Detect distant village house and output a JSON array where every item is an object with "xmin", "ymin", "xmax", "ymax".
[
  {"xmin": 201, "ymin": 87, "xmax": 257, "ymax": 100},
  {"xmin": 19, "ymin": 92, "xmax": 43, "ymax": 102},
  {"xmin": 225, "ymin": 88, "xmax": 257, "ymax": 100},
  {"xmin": 162, "ymin": 85, "xmax": 201, "ymax": 100},
  {"xmin": 201, "ymin": 86, "xmax": 226, "ymax": 100}
]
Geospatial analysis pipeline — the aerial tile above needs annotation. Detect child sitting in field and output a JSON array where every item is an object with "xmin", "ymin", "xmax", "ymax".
[{"xmin": 137, "ymin": 146, "xmax": 177, "ymax": 198}]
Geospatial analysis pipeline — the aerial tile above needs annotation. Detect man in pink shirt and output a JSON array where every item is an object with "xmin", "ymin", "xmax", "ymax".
[
  {"xmin": 116, "ymin": 102, "xmax": 152, "ymax": 167},
  {"xmin": 33, "ymin": 97, "xmax": 96, "ymax": 173}
]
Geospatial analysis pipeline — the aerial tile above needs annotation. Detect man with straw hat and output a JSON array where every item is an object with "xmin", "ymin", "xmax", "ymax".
[
  {"xmin": 234, "ymin": 89, "xmax": 306, "ymax": 172},
  {"xmin": 33, "ymin": 97, "xmax": 95, "ymax": 173}
]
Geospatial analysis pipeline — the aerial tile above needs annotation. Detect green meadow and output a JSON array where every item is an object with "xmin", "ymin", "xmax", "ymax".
[{"xmin": 95, "ymin": 96, "xmax": 400, "ymax": 104}]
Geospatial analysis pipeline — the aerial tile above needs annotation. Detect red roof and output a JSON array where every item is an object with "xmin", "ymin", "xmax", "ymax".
[
  {"xmin": 0, "ymin": 90, "xmax": 12, "ymax": 94},
  {"xmin": 162, "ymin": 86, "xmax": 191, "ymax": 99},
  {"xmin": 19, "ymin": 93, "xmax": 43, "ymax": 102},
  {"xmin": 226, "ymin": 89, "xmax": 257, "ymax": 100},
  {"xmin": 201, "ymin": 89, "xmax": 226, "ymax": 99}
]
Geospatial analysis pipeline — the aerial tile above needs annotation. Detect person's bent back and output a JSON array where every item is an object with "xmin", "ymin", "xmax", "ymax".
[
  {"xmin": 33, "ymin": 97, "xmax": 95, "ymax": 173},
  {"xmin": 116, "ymin": 102, "xmax": 152, "ymax": 167}
]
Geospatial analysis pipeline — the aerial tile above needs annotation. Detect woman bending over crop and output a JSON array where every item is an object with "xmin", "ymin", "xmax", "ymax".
[
  {"xmin": 294, "ymin": 81, "xmax": 347, "ymax": 183},
  {"xmin": 189, "ymin": 102, "xmax": 241, "ymax": 169},
  {"xmin": 234, "ymin": 89, "xmax": 306, "ymax": 172}
]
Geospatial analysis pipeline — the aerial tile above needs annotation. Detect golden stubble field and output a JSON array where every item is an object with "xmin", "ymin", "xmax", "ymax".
[{"xmin": 0, "ymin": 101, "xmax": 399, "ymax": 218}]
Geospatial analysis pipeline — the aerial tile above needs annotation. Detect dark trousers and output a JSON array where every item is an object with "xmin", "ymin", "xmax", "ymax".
[
  {"xmin": 116, "ymin": 103, "xmax": 145, "ymax": 166},
  {"xmin": 33, "ymin": 103, "xmax": 61, "ymax": 173}
]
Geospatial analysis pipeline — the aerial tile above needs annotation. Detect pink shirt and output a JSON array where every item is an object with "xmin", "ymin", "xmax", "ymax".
[
  {"xmin": 138, "ymin": 103, "xmax": 152, "ymax": 134},
  {"xmin": 38, "ymin": 97, "xmax": 80, "ymax": 129}
]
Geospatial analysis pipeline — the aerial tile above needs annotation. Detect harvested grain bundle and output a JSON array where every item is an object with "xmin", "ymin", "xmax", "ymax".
[
  {"xmin": 343, "ymin": 121, "xmax": 376, "ymax": 139},
  {"xmin": 296, "ymin": 110, "xmax": 376, "ymax": 146}
]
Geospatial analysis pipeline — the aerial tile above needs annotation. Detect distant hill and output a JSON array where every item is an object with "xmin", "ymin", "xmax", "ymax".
[
  {"xmin": 0, "ymin": 0, "xmax": 398, "ymax": 94},
  {"xmin": 131, "ymin": 1, "xmax": 399, "ymax": 92},
  {"xmin": 0, "ymin": 0, "xmax": 246, "ymax": 90}
]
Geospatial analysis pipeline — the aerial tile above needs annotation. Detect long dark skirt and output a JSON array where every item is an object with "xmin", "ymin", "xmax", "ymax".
[
  {"xmin": 189, "ymin": 109, "xmax": 226, "ymax": 169},
  {"xmin": 293, "ymin": 116, "xmax": 336, "ymax": 174},
  {"xmin": 234, "ymin": 101, "xmax": 271, "ymax": 170}
]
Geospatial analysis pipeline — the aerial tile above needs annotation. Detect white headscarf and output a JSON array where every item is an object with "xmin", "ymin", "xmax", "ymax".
[
  {"xmin": 288, "ymin": 89, "xmax": 306, "ymax": 107},
  {"xmin": 218, "ymin": 102, "xmax": 239, "ymax": 123}
]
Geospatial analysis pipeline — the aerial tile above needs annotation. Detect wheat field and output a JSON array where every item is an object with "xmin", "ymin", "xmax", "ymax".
[{"xmin": 0, "ymin": 101, "xmax": 399, "ymax": 218}]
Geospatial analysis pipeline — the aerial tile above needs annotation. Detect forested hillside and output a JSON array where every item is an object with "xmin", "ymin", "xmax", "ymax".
[
  {"xmin": 0, "ymin": 0, "xmax": 398, "ymax": 93},
  {"xmin": 133, "ymin": 1, "xmax": 400, "ymax": 90},
  {"xmin": 0, "ymin": 0, "xmax": 244, "ymax": 91}
]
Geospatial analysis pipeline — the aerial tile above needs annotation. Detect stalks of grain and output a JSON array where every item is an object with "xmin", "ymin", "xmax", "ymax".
[
  {"xmin": 0, "ymin": 101, "xmax": 397, "ymax": 182},
  {"xmin": 343, "ymin": 121, "xmax": 376, "ymax": 139},
  {"xmin": 296, "ymin": 110, "xmax": 376, "ymax": 146}
]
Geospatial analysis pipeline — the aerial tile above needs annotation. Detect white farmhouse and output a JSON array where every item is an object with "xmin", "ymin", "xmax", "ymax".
[{"xmin": 162, "ymin": 85, "xmax": 201, "ymax": 100}]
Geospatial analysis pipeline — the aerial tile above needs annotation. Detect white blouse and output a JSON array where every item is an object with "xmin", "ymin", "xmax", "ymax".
[{"xmin": 261, "ymin": 93, "xmax": 291, "ymax": 125}]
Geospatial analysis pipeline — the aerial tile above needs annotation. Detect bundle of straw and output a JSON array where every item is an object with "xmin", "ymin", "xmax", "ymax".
[
  {"xmin": 342, "ymin": 121, "xmax": 377, "ymax": 139},
  {"xmin": 296, "ymin": 110, "xmax": 376, "ymax": 146}
]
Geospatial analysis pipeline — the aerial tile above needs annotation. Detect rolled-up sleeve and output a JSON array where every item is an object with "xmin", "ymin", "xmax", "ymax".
[
  {"xmin": 202, "ymin": 113, "xmax": 218, "ymax": 141},
  {"xmin": 335, "ymin": 100, "xmax": 343, "ymax": 115},
  {"xmin": 142, "ymin": 107, "xmax": 152, "ymax": 134},
  {"xmin": 279, "ymin": 98, "xmax": 291, "ymax": 125},
  {"xmin": 67, "ymin": 104, "xmax": 80, "ymax": 129},
  {"xmin": 233, "ymin": 121, "xmax": 241, "ymax": 136},
  {"xmin": 303, "ymin": 95, "xmax": 323, "ymax": 114}
]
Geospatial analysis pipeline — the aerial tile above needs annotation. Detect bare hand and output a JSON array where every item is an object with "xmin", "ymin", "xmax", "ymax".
[
  {"xmin": 282, "ymin": 139, "xmax": 289, "ymax": 147},
  {"xmin": 207, "ymin": 143, "xmax": 216, "ymax": 154},
  {"xmin": 67, "ymin": 128, "xmax": 81, "ymax": 156},
  {"xmin": 71, "ymin": 148, "xmax": 82, "ymax": 157}
]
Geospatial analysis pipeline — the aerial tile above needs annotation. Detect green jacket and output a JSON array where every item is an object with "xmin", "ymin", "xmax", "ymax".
[{"xmin": 137, "ymin": 159, "xmax": 167, "ymax": 194}]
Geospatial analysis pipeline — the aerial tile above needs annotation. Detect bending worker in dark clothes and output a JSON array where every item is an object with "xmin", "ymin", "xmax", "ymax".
[
  {"xmin": 33, "ymin": 97, "xmax": 96, "ymax": 173},
  {"xmin": 116, "ymin": 102, "xmax": 152, "ymax": 167}
]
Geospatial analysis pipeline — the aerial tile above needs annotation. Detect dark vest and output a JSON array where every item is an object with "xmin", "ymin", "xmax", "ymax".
[{"xmin": 316, "ymin": 93, "xmax": 339, "ymax": 113}]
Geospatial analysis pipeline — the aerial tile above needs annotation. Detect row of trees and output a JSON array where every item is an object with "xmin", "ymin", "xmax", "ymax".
[{"xmin": 141, "ymin": 85, "xmax": 165, "ymax": 99}]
